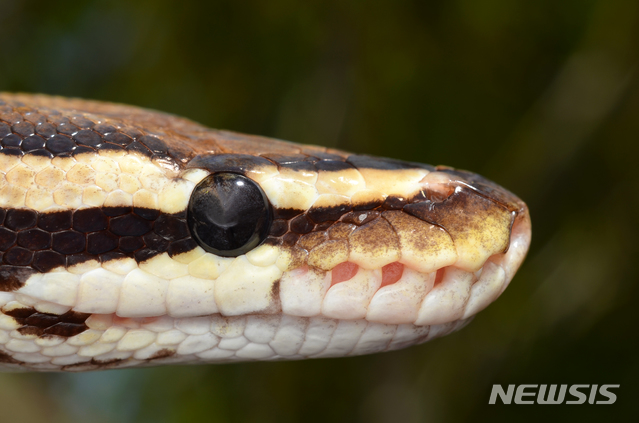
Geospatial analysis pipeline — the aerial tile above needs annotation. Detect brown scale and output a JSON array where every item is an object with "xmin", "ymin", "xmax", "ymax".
[
  {"xmin": 0, "ymin": 206, "xmax": 194, "ymax": 291},
  {"xmin": 2, "ymin": 306, "xmax": 90, "ymax": 338}
]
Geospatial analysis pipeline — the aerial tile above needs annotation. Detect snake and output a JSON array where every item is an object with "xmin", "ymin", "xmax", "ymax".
[{"xmin": 0, "ymin": 93, "xmax": 531, "ymax": 372}]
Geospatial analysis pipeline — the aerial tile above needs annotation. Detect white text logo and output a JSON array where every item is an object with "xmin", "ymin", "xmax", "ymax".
[{"xmin": 488, "ymin": 384, "xmax": 619, "ymax": 404}]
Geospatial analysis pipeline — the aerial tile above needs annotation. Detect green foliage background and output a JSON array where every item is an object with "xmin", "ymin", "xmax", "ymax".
[{"xmin": 0, "ymin": 0, "xmax": 637, "ymax": 421}]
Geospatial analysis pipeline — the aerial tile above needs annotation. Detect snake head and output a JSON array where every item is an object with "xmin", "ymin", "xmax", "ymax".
[
  {"xmin": 0, "ymin": 94, "xmax": 530, "ymax": 370},
  {"xmin": 178, "ymin": 146, "xmax": 531, "ymax": 337}
]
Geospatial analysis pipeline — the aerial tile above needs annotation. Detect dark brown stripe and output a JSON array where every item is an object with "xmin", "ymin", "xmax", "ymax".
[
  {"xmin": 0, "ymin": 206, "xmax": 191, "ymax": 289},
  {"xmin": 3, "ymin": 307, "xmax": 90, "ymax": 338},
  {"xmin": 264, "ymin": 191, "xmax": 451, "ymax": 248}
]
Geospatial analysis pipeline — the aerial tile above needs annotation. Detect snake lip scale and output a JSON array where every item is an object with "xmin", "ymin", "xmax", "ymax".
[{"xmin": 0, "ymin": 93, "xmax": 531, "ymax": 372}]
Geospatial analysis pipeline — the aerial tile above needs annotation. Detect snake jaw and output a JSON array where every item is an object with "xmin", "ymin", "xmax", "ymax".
[
  {"xmin": 273, "ymin": 170, "xmax": 531, "ymax": 331},
  {"xmin": 0, "ymin": 93, "xmax": 531, "ymax": 371},
  {"xmin": 254, "ymin": 168, "xmax": 532, "ymax": 333},
  {"xmin": 268, "ymin": 166, "xmax": 531, "ymax": 324}
]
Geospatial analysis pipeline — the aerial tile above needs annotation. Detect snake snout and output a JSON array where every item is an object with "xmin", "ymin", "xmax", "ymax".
[{"xmin": 277, "ymin": 167, "xmax": 531, "ymax": 334}]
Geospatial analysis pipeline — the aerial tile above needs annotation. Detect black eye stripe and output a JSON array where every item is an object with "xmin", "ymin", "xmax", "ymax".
[
  {"xmin": 0, "ymin": 206, "xmax": 192, "ymax": 286},
  {"xmin": 187, "ymin": 173, "xmax": 272, "ymax": 257}
]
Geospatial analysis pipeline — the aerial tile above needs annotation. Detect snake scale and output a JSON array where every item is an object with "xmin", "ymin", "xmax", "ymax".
[{"xmin": 0, "ymin": 93, "xmax": 531, "ymax": 372}]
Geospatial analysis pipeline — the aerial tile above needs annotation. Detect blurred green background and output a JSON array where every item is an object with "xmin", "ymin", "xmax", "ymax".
[{"xmin": 0, "ymin": 0, "xmax": 637, "ymax": 421}]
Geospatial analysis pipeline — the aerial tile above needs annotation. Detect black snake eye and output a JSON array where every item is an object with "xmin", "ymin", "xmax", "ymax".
[{"xmin": 187, "ymin": 172, "xmax": 272, "ymax": 257}]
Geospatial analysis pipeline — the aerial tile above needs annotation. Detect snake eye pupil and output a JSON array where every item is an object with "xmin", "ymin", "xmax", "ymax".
[{"xmin": 187, "ymin": 173, "xmax": 272, "ymax": 257}]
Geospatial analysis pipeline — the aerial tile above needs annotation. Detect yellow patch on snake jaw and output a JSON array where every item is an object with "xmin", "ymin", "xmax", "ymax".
[
  {"xmin": 348, "ymin": 218, "xmax": 401, "ymax": 269},
  {"xmin": 383, "ymin": 211, "xmax": 458, "ymax": 274},
  {"xmin": 308, "ymin": 240, "xmax": 350, "ymax": 271},
  {"xmin": 1, "ymin": 156, "xmax": 527, "ymax": 330},
  {"xmin": 407, "ymin": 186, "xmax": 515, "ymax": 272}
]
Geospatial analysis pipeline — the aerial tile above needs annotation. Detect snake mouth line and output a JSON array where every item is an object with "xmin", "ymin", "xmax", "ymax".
[{"xmin": 278, "ymin": 207, "xmax": 530, "ymax": 326}]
